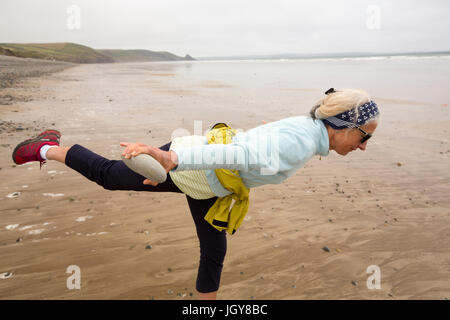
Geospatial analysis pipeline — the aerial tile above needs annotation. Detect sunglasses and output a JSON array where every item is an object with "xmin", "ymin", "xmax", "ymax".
[{"xmin": 356, "ymin": 126, "xmax": 372, "ymax": 144}]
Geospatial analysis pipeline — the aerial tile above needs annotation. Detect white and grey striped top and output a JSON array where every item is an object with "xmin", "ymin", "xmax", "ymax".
[{"xmin": 168, "ymin": 135, "xmax": 217, "ymax": 200}]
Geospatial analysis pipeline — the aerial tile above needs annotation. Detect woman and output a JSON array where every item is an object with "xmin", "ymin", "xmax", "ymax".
[{"xmin": 12, "ymin": 88, "xmax": 380, "ymax": 299}]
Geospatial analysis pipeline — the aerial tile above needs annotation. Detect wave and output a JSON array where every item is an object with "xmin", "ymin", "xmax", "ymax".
[{"xmin": 196, "ymin": 54, "xmax": 450, "ymax": 63}]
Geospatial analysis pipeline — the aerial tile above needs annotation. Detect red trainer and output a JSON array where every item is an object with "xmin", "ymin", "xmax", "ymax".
[
  {"xmin": 12, "ymin": 129, "xmax": 61, "ymax": 170},
  {"xmin": 38, "ymin": 129, "xmax": 61, "ymax": 142}
]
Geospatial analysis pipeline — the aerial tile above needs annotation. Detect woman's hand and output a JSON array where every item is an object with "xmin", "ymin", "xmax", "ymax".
[
  {"xmin": 120, "ymin": 142, "xmax": 150, "ymax": 159},
  {"xmin": 120, "ymin": 142, "xmax": 179, "ymax": 186}
]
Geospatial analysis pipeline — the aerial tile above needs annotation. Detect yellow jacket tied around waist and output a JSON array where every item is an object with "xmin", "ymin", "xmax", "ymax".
[{"xmin": 203, "ymin": 123, "xmax": 250, "ymax": 235}]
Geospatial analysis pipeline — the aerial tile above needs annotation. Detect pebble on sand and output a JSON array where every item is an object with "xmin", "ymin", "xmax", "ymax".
[
  {"xmin": 76, "ymin": 215, "xmax": 93, "ymax": 222},
  {"xmin": 0, "ymin": 272, "xmax": 13, "ymax": 279},
  {"xmin": 145, "ymin": 245, "xmax": 152, "ymax": 249},
  {"xmin": 351, "ymin": 281, "xmax": 358, "ymax": 286},
  {"xmin": 42, "ymin": 193, "xmax": 65, "ymax": 197},
  {"xmin": 6, "ymin": 192, "xmax": 21, "ymax": 198},
  {"xmin": 28, "ymin": 229, "xmax": 44, "ymax": 235},
  {"xmin": 322, "ymin": 246, "xmax": 331, "ymax": 253}
]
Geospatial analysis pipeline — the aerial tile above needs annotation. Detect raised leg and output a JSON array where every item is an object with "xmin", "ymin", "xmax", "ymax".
[
  {"xmin": 61, "ymin": 142, "xmax": 183, "ymax": 193},
  {"xmin": 46, "ymin": 146, "xmax": 70, "ymax": 163}
]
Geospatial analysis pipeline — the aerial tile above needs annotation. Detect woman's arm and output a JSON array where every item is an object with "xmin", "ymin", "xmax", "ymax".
[
  {"xmin": 120, "ymin": 116, "xmax": 325, "ymax": 182},
  {"xmin": 170, "ymin": 143, "xmax": 250, "ymax": 172},
  {"xmin": 170, "ymin": 123, "xmax": 308, "ymax": 174}
]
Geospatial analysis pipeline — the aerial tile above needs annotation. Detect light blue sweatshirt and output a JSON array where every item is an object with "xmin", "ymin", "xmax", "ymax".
[{"xmin": 170, "ymin": 116, "xmax": 330, "ymax": 197}]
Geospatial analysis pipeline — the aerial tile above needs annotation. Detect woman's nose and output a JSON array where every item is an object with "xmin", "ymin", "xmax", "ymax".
[{"xmin": 358, "ymin": 141, "xmax": 368, "ymax": 151}]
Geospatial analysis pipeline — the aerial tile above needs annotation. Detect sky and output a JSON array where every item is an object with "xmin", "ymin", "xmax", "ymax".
[{"xmin": 1, "ymin": 0, "xmax": 449, "ymax": 58}]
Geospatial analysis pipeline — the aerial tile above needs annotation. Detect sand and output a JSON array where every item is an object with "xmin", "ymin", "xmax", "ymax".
[
  {"xmin": 0, "ymin": 55, "xmax": 73, "ymax": 90},
  {"xmin": 0, "ymin": 59, "xmax": 449, "ymax": 300}
]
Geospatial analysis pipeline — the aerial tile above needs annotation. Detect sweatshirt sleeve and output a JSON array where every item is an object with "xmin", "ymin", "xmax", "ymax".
[
  {"xmin": 274, "ymin": 126, "xmax": 317, "ymax": 173},
  {"xmin": 170, "ymin": 117, "xmax": 323, "ymax": 175},
  {"xmin": 170, "ymin": 143, "xmax": 252, "ymax": 172}
]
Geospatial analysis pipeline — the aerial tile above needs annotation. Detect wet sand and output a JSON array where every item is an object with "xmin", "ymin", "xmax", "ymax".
[{"xmin": 0, "ymin": 59, "xmax": 449, "ymax": 299}]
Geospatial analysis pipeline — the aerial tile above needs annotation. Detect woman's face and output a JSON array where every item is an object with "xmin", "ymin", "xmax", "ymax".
[{"xmin": 332, "ymin": 121, "xmax": 378, "ymax": 156}]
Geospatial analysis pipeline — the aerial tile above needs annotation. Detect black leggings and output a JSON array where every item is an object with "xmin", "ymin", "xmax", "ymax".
[{"xmin": 65, "ymin": 142, "xmax": 227, "ymax": 293}]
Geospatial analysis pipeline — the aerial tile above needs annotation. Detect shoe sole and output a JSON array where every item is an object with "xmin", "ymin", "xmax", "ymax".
[
  {"xmin": 12, "ymin": 131, "xmax": 61, "ymax": 164},
  {"xmin": 15, "ymin": 130, "xmax": 61, "ymax": 145},
  {"xmin": 18, "ymin": 130, "xmax": 61, "ymax": 146},
  {"xmin": 39, "ymin": 130, "xmax": 61, "ymax": 139}
]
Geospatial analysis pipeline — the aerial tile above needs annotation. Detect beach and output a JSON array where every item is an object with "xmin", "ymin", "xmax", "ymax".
[{"xmin": 0, "ymin": 55, "xmax": 449, "ymax": 299}]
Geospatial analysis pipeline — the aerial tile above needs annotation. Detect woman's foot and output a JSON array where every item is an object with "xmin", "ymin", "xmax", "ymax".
[{"xmin": 12, "ymin": 129, "xmax": 61, "ymax": 170}]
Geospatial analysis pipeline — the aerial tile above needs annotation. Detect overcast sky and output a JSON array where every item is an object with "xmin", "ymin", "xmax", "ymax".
[{"xmin": 1, "ymin": 0, "xmax": 449, "ymax": 58}]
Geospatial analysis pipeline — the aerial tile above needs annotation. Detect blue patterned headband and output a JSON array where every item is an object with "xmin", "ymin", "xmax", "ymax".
[{"xmin": 321, "ymin": 100, "xmax": 380, "ymax": 130}]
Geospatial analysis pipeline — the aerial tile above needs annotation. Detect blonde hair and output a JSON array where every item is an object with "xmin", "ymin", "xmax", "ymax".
[{"xmin": 310, "ymin": 88, "xmax": 378, "ymax": 126}]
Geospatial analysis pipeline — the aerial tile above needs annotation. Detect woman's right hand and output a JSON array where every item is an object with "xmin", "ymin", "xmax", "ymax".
[
  {"xmin": 120, "ymin": 142, "xmax": 179, "ymax": 186},
  {"xmin": 120, "ymin": 142, "xmax": 150, "ymax": 159}
]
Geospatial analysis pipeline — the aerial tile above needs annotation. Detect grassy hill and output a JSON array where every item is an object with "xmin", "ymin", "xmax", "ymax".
[
  {"xmin": 0, "ymin": 43, "xmax": 114, "ymax": 63},
  {"xmin": 97, "ymin": 49, "xmax": 195, "ymax": 62},
  {"xmin": 0, "ymin": 43, "xmax": 195, "ymax": 63}
]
